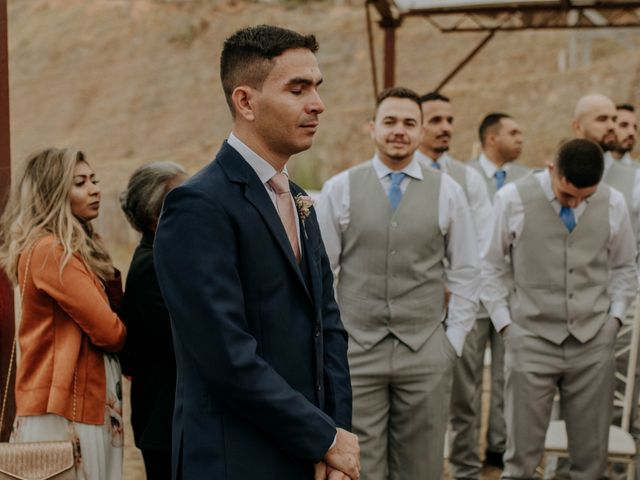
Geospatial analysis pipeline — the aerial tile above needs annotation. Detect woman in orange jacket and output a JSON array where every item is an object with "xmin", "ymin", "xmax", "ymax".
[{"xmin": 0, "ymin": 147, "xmax": 127, "ymax": 480}]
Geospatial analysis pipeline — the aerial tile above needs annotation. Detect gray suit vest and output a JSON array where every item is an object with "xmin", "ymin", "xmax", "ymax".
[
  {"xmin": 510, "ymin": 175, "xmax": 611, "ymax": 345},
  {"xmin": 603, "ymin": 161, "xmax": 639, "ymax": 244},
  {"xmin": 469, "ymin": 159, "xmax": 530, "ymax": 198},
  {"xmin": 444, "ymin": 157, "xmax": 469, "ymax": 198},
  {"xmin": 337, "ymin": 161, "xmax": 445, "ymax": 352}
]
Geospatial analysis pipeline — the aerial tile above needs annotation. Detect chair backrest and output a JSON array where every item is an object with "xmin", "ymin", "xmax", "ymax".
[{"xmin": 613, "ymin": 295, "xmax": 640, "ymax": 432}]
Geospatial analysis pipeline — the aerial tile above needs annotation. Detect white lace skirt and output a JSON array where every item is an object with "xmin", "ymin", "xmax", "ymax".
[{"xmin": 10, "ymin": 354, "xmax": 124, "ymax": 480}]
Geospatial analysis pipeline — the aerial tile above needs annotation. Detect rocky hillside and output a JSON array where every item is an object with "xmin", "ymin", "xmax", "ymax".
[{"xmin": 8, "ymin": 0, "xmax": 640, "ymax": 256}]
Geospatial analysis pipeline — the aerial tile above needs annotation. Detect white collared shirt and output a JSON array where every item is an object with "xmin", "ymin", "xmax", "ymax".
[
  {"xmin": 477, "ymin": 152, "xmax": 518, "ymax": 180},
  {"xmin": 415, "ymin": 150, "xmax": 493, "ymax": 251},
  {"xmin": 481, "ymin": 169, "xmax": 638, "ymax": 333},
  {"xmin": 316, "ymin": 155, "xmax": 480, "ymax": 356},
  {"xmin": 227, "ymin": 133, "xmax": 301, "ymax": 250},
  {"xmin": 621, "ymin": 152, "xmax": 637, "ymax": 167}
]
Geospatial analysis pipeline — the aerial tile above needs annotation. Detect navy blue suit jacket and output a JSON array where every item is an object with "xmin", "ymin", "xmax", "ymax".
[{"xmin": 154, "ymin": 141, "xmax": 352, "ymax": 479}]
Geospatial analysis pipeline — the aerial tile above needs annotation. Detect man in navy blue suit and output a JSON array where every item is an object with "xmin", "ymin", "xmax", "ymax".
[{"xmin": 154, "ymin": 25, "xmax": 358, "ymax": 480}]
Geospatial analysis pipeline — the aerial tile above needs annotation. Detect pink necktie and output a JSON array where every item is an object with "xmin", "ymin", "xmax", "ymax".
[{"xmin": 268, "ymin": 172, "xmax": 301, "ymax": 263}]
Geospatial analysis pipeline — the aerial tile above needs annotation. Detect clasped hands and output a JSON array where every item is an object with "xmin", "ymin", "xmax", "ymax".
[{"xmin": 315, "ymin": 428, "xmax": 360, "ymax": 480}]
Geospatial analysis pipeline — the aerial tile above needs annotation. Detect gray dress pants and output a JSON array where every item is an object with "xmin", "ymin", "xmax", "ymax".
[{"xmin": 349, "ymin": 326, "xmax": 456, "ymax": 480}]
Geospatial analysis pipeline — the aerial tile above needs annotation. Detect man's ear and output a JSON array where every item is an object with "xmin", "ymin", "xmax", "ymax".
[
  {"xmin": 232, "ymin": 86, "xmax": 256, "ymax": 122},
  {"xmin": 572, "ymin": 119, "xmax": 583, "ymax": 138},
  {"xmin": 486, "ymin": 133, "xmax": 495, "ymax": 149},
  {"xmin": 369, "ymin": 119, "xmax": 376, "ymax": 140}
]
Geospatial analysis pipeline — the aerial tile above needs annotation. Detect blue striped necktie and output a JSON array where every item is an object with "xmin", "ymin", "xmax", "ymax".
[
  {"xmin": 388, "ymin": 172, "xmax": 406, "ymax": 210},
  {"xmin": 494, "ymin": 169, "xmax": 506, "ymax": 190},
  {"xmin": 559, "ymin": 206, "xmax": 576, "ymax": 232}
]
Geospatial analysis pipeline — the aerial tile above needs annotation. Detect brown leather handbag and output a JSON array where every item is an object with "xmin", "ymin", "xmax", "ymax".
[{"xmin": 0, "ymin": 248, "xmax": 77, "ymax": 480}]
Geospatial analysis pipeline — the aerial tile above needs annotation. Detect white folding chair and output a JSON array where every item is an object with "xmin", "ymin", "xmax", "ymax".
[{"xmin": 542, "ymin": 297, "xmax": 640, "ymax": 478}]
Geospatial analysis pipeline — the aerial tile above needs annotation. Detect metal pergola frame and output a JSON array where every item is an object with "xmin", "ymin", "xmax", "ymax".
[{"xmin": 366, "ymin": 0, "xmax": 640, "ymax": 94}]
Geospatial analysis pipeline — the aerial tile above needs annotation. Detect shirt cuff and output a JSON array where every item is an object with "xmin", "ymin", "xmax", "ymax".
[
  {"xmin": 490, "ymin": 306, "xmax": 512, "ymax": 333},
  {"xmin": 446, "ymin": 326, "xmax": 467, "ymax": 357},
  {"xmin": 609, "ymin": 301, "xmax": 627, "ymax": 322},
  {"xmin": 329, "ymin": 433, "xmax": 337, "ymax": 451}
]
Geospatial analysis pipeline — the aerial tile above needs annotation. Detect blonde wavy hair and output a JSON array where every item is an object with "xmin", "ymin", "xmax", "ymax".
[{"xmin": 0, "ymin": 147, "xmax": 114, "ymax": 284}]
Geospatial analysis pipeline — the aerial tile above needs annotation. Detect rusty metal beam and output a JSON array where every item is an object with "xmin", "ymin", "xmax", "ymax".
[
  {"xmin": 435, "ymin": 30, "xmax": 495, "ymax": 92},
  {"xmin": 0, "ymin": 0, "xmax": 13, "ymax": 442},
  {"xmin": 382, "ymin": 18, "xmax": 399, "ymax": 88},
  {"xmin": 366, "ymin": 1, "xmax": 640, "ymax": 107},
  {"xmin": 403, "ymin": 4, "xmax": 640, "ymax": 32},
  {"xmin": 368, "ymin": 0, "xmax": 403, "ymax": 90},
  {"xmin": 401, "ymin": 2, "xmax": 640, "ymax": 16},
  {"xmin": 365, "ymin": 1, "xmax": 380, "ymax": 101},
  {"xmin": 368, "ymin": 0, "xmax": 395, "ymax": 23}
]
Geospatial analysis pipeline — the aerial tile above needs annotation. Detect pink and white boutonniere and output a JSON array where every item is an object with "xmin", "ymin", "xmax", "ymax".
[{"xmin": 295, "ymin": 194, "xmax": 314, "ymax": 238}]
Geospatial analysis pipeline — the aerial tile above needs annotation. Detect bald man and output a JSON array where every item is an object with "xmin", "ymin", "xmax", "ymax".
[
  {"xmin": 574, "ymin": 94, "xmax": 640, "ymax": 442},
  {"xmin": 572, "ymin": 94, "xmax": 640, "ymax": 269}
]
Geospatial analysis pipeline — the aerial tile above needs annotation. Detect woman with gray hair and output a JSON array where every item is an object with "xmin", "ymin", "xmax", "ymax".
[{"xmin": 119, "ymin": 161, "xmax": 187, "ymax": 480}]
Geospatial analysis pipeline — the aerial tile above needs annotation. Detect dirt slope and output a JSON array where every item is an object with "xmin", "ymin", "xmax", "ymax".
[{"xmin": 8, "ymin": 0, "xmax": 640, "ymax": 249}]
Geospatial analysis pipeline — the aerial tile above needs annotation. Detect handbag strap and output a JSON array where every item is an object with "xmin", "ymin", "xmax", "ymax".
[
  {"xmin": 0, "ymin": 246, "xmax": 78, "ymax": 431},
  {"xmin": 0, "ymin": 329, "xmax": 16, "ymax": 432},
  {"xmin": 0, "ymin": 246, "xmax": 33, "ymax": 431}
]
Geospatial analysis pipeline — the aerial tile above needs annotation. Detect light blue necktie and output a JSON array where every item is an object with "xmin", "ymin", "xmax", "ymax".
[
  {"xmin": 431, "ymin": 161, "xmax": 441, "ymax": 170},
  {"xmin": 388, "ymin": 172, "xmax": 406, "ymax": 210},
  {"xmin": 494, "ymin": 169, "xmax": 506, "ymax": 190},
  {"xmin": 559, "ymin": 206, "xmax": 576, "ymax": 232}
]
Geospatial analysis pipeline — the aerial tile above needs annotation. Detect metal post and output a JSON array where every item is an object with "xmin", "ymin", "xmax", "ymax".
[
  {"xmin": 365, "ymin": 1, "xmax": 380, "ymax": 101},
  {"xmin": 382, "ymin": 18, "xmax": 399, "ymax": 89},
  {"xmin": 368, "ymin": 1, "xmax": 402, "ymax": 90},
  {"xmin": 0, "ymin": 0, "xmax": 13, "ymax": 442}
]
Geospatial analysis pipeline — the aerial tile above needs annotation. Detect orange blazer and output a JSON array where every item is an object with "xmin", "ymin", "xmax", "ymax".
[{"xmin": 15, "ymin": 235, "xmax": 126, "ymax": 425}]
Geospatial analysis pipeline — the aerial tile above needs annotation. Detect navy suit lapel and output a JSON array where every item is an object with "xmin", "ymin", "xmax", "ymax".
[
  {"xmin": 217, "ymin": 142, "xmax": 311, "ymax": 300},
  {"xmin": 291, "ymin": 184, "xmax": 321, "ymax": 310}
]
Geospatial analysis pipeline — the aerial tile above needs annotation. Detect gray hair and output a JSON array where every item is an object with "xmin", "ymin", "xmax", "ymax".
[{"xmin": 120, "ymin": 161, "xmax": 187, "ymax": 234}]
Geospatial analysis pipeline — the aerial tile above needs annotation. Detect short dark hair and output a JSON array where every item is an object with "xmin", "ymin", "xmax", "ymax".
[
  {"xmin": 555, "ymin": 139, "xmax": 604, "ymax": 188},
  {"xmin": 419, "ymin": 91, "xmax": 450, "ymax": 104},
  {"xmin": 375, "ymin": 86, "xmax": 422, "ymax": 118},
  {"xmin": 220, "ymin": 25, "xmax": 319, "ymax": 114},
  {"xmin": 479, "ymin": 112, "xmax": 511, "ymax": 145},
  {"xmin": 617, "ymin": 103, "xmax": 635, "ymax": 113}
]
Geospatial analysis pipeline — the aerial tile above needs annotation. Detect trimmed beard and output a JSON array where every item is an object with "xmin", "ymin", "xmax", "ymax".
[
  {"xmin": 600, "ymin": 140, "xmax": 616, "ymax": 152},
  {"xmin": 616, "ymin": 139, "xmax": 634, "ymax": 155}
]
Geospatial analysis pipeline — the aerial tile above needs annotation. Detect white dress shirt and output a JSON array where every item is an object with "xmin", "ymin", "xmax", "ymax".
[
  {"xmin": 477, "ymin": 152, "xmax": 519, "ymax": 181},
  {"xmin": 227, "ymin": 133, "xmax": 301, "ymax": 248},
  {"xmin": 481, "ymin": 169, "xmax": 638, "ymax": 333},
  {"xmin": 316, "ymin": 155, "xmax": 480, "ymax": 356},
  {"xmin": 415, "ymin": 150, "xmax": 493, "ymax": 251},
  {"xmin": 621, "ymin": 152, "xmax": 638, "ymax": 167}
]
